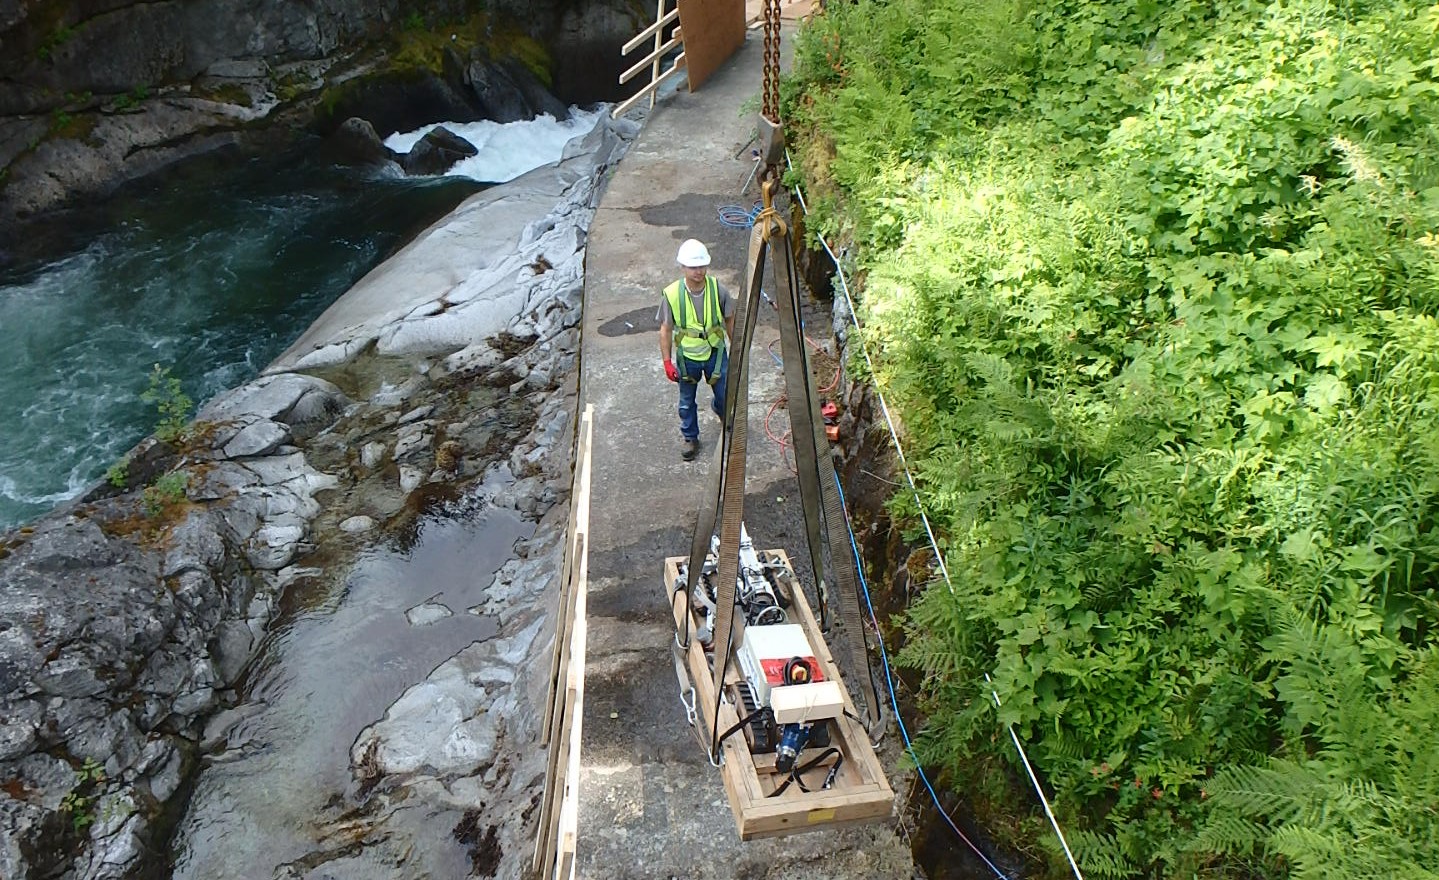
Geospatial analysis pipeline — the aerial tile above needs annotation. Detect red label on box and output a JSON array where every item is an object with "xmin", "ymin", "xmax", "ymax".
[{"xmin": 759, "ymin": 657, "xmax": 825, "ymax": 685}]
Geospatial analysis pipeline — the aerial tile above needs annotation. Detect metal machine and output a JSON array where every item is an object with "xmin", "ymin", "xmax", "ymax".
[{"xmin": 677, "ymin": 524, "xmax": 843, "ymax": 774}]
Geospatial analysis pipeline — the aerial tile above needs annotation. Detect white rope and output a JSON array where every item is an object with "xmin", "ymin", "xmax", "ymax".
[{"xmin": 785, "ymin": 151, "xmax": 1085, "ymax": 880}]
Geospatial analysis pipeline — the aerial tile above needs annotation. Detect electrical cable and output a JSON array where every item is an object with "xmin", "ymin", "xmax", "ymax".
[
  {"xmin": 787, "ymin": 149, "xmax": 1087, "ymax": 880},
  {"xmin": 832, "ymin": 473, "xmax": 1013, "ymax": 880}
]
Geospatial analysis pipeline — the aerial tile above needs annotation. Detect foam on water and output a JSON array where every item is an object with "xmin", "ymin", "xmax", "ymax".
[{"xmin": 383, "ymin": 107, "xmax": 604, "ymax": 183}]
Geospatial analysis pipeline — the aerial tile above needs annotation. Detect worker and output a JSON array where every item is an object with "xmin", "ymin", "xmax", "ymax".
[{"xmin": 659, "ymin": 238, "xmax": 735, "ymax": 461}]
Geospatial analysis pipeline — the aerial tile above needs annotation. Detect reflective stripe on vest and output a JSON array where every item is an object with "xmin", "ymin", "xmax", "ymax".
[{"xmin": 665, "ymin": 276, "xmax": 724, "ymax": 362}]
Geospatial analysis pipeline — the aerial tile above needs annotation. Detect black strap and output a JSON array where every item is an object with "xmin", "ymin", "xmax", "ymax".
[{"xmin": 767, "ymin": 746, "xmax": 845, "ymax": 798}]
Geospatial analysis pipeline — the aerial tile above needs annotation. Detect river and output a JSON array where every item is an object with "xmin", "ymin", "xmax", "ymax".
[{"xmin": 0, "ymin": 108, "xmax": 601, "ymax": 531}]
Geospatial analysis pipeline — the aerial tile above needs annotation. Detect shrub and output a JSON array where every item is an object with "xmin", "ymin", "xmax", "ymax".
[
  {"xmin": 140, "ymin": 364, "xmax": 192, "ymax": 445},
  {"xmin": 788, "ymin": 0, "xmax": 1439, "ymax": 876}
]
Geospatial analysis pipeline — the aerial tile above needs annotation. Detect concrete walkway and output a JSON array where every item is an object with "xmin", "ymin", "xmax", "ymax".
[{"xmin": 575, "ymin": 30, "xmax": 914, "ymax": 880}]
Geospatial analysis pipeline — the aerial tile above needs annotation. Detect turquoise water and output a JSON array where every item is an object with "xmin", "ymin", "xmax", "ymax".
[{"xmin": 0, "ymin": 155, "xmax": 482, "ymax": 529}]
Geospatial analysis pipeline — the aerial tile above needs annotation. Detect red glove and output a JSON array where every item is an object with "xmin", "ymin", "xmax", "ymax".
[{"xmin": 663, "ymin": 359, "xmax": 679, "ymax": 382}]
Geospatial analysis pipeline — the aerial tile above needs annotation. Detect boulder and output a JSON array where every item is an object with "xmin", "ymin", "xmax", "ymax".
[
  {"xmin": 402, "ymin": 126, "xmax": 478, "ymax": 176},
  {"xmin": 465, "ymin": 56, "xmax": 530, "ymax": 123},
  {"xmin": 322, "ymin": 117, "xmax": 400, "ymax": 168},
  {"xmin": 463, "ymin": 50, "xmax": 569, "ymax": 123},
  {"xmin": 501, "ymin": 57, "xmax": 571, "ymax": 121}
]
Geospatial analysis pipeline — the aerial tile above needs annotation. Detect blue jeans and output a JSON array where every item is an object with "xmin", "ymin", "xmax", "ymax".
[{"xmin": 676, "ymin": 347, "xmax": 727, "ymax": 441}]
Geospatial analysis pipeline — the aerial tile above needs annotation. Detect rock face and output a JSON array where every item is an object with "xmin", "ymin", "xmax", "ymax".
[
  {"xmin": 0, "ymin": 0, "xmax": 644, "ymax": 243},
  {"xmin": 0, "ymin": 114, "xmax": 637, "ymax": 880},
  {"xmin": 466, "ymin": 52, "xmax": 571, "ymax": 123},
  {"xmin": 323, "ymin": 116, "xmax": 401, "ymax": 167},
  {"xmin": 0, "ymin": 0, "xmax": 404, "ymax": 116}
]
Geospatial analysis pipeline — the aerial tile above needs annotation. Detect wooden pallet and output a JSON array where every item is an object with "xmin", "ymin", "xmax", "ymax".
[{"xmin": 664, "ymin": 551, "xmax": 895, "ymax": 839}]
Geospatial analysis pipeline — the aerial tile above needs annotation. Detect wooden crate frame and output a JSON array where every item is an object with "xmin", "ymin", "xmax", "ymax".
[{"xmin": 664, "ymin": 550, "xmax": 894, "ymax": 839}]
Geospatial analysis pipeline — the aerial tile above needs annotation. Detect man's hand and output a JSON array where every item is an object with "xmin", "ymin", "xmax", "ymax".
[{"xmin": 663, "ymin": 359, "xmax": 679, "ymax": 382}]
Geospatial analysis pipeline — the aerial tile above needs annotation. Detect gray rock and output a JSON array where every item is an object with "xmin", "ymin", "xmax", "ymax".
[
  {"xmin": 205, "ymin": 59, "xmax": 269, "ymax": 78},
  {"xmin": 325, "ymin": 116, "xmax": 401, "ymax": 168},
  {"xmin": 438, "ymin": 342, "xmax": 503, "ymax": 377},
  {"xmin": 339, "ymin": 515, "xmax": 376, "ymax": 534},
  {"xmin": 35, "ymin": 654, "xmax": 107, "ymax": 699},
  {"xmin": 465, "ymin": 56, "xmax": 529, "ymax": 123},
  {"xmin": 0, "ymin": 698, "xmax": 41, "ymax": 760},
  {"xmin": 83, "ymin": 802, "xmax": 144, "ymax": 879},
  {"xmin": 398, "ymin": 466, "xmax": 425, "ymax": 494},
  {"xmin": 163, "ymin": 511, "xmax": 227, "ymax": 578},
  {"xmin": 368, "ymin": 377, "xmax": 425, "ymax": 407},
  {"xmin": 393, "ymin": 429, "xmax": 433, "ymax": 461},
  {"xmin": 245, "ymin": 521, "xmax": 307, "ymax": 570},
  {"xmin": 172, "ymin": 687, "xmax": 216, "ymax": 717},
  {"xmin": 402, "ymin": 126, "xmax": 478, "ymax": 175},
  {"xmin": 222, "ymin": 419, "xmax": 290, "ymax": 458},
  {"xmin": 145, "ymin": 745, "xmax": 185, "ymax": 803},
  {"xmin": 360, "ymin": 441, "xmax": 387, "ymax": 470},
  {"xmin": 405, "ymin": 601, "xmax": 453, "ymax": 626},
  {"xmin": 200, "ymin": 373, "xmax": 347, "ymax": 427},
  {"xmin": 211, "ymin": 620, "xmax": 256, "ymax": 684},
  {"xmin": 398, "ymin": 405, "xmax": 435, "ymax": 425},
  {"xmin": 190, "ymin": 460, "xmax": 261, "ymax": 501}
]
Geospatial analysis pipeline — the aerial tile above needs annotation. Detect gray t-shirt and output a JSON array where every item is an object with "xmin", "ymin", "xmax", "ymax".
[{"xmin": 658, "ymin": 279, "xmax": 734, "ymax": 329}]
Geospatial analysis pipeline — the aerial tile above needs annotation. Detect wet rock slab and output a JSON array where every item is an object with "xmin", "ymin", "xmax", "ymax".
[{"xmin": 0, "ymin": 115, "xmax": 635, "ymax": 880}]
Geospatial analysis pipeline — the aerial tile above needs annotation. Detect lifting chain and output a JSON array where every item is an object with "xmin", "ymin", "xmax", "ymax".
[{"xmin": 761, "ymin": 0, "xmax": 782, "ymax": 123}]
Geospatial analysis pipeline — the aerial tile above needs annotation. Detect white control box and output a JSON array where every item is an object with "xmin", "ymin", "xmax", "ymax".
[{"xmin": 736, "ymin": 623, "xmax": 842, "ymax": 723}]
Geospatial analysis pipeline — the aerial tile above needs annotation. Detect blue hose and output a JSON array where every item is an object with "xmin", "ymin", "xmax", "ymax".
[
  {"xmin": 718, "ymin": 201, "xmax": 765, "ymax": 229},
  {"xmin": 833, "ymin": 472, "xmax": 1014, "ymax": 880}
]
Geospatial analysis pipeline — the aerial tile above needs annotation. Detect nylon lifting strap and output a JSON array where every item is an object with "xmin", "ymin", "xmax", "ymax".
[
  {"xmin": 689, "ymin": 182, "xmax": 882, "ymax": 763},
  {"xmin": 765, "ymin": 191, "xmax": 884, "ymax": 731},
  {"xmin": 702, "ymin": 215, "xmax": 768, "ymax": 759}
]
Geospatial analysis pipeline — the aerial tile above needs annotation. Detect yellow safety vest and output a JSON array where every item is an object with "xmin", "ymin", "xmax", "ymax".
[{"xmin": 665, "ymin": 276, "xmax": 725, "ymax": 362}]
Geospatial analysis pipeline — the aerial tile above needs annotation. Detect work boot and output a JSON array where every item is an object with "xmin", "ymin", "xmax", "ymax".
[{"xmin": 681, "ymin": 438, "xmax": 699, "ymax": 461}]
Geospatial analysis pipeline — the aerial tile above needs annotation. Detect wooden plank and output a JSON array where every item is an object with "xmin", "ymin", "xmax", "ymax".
[
  {"xmin": 541, "ymin": 405, "xmax": 594, "ymax": 743},
  {"xmin": 621, "ymin": 6, "xmax": 680, "ymax": 54},
  {"xmin": 676, "ymin": 0, "xmax": 744, "ymax": 92},
  {"xmin": 619, "ymin": 34, "xmax": 684, "ymax": 84},
  {"xmin": 662, "ymin": 548, "xmax": 894, "ymax": 839},
  {"xmin": 532, "ymin": 407, "xmax": 594, "ymax": 875},
  {"xmin": 609, "ymin": 55, "xmax": 687, "ymax": 119}
]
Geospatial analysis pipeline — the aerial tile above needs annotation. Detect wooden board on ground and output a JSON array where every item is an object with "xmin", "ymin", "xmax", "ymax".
[
  {"xmin": 664, "ymin": 550, "xmax": 894, "ymax": 839},
  {"xmin": 677, "ymin": 0, "xmax": 745, "ymax": 92}
]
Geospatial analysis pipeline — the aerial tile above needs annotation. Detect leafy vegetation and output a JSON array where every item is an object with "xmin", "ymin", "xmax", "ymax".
[
  {"xmin": 35, "ymin": 24, "xmax": 77, "ymax": 62},
  {"xmin": 59, "ymin": 759, "xmax": 105, "ymax": 832},
  {"xmin": 389, "ymin": 12, "xmax": 552, "ymax": 85},
  {"xmin": 141, "ymin": 470, "xmax": 188, "ymax": 519},
  {"xmin": 104, "ymin": 459, "xmax": 129, "ymax": 489},
  {"xmin": 140, "ymin": 364, "xmax": 192, "ymax": 445},
  {"xmin": 787, "ymin": 0, "xmax": 1439, "ymax": 877}
]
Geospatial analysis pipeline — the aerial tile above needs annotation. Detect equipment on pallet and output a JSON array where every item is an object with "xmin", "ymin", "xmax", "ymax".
[
  {"xmin": 661, "ymin": 0, "xmax": 892, "ymax": 838},
  {"xmin": 679, "ymin": 523, "xmax": 793, "ymax": 646},
  {"xmin": 662, "ymin": 136, "xmax": 892, "ymax": 844},
  {"xmin": 677, "ymin": 524, "xmax": 840, "ymax": 774}
]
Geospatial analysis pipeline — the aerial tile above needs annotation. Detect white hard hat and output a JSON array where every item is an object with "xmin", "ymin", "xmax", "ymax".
[{"xmin": 676, "ymin": 239, "xmax": 711, "ymax": 268}]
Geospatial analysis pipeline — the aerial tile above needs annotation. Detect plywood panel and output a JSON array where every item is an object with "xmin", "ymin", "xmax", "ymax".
[{"xmin": 677, "ymin": 0, "xmax": 745, "ymax": 92}]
